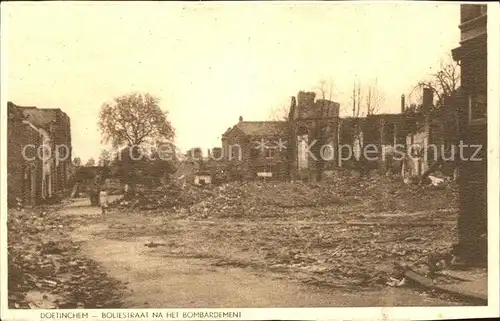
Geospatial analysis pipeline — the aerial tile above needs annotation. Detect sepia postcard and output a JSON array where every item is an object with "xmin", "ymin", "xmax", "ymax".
[{"xmin": 1, "ymin": 1, "xmax": 499, "ymax": 320}]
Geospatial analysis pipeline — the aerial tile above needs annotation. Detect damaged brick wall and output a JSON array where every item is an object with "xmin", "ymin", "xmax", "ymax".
[
  {"xmin": 51, "ymin": 110, "xmax": 72, "ymax": 195},
  {"xmin": 7, "ymin": 104, "xmax": 43, "ymax": 207},
  {"xmin": 289, "ymin": 91, "xmax": 340, "ymax": 181},
  {"xmin": 8, "ymin": 103, "xmax": 73, "ymax": 202},
  {"xmin": 221, "ymin": 127, "xmax": 250, "ymax": 180},
  {"xmin": 22, "ymin": 107, "xmax": 72, "ymax": 196}
]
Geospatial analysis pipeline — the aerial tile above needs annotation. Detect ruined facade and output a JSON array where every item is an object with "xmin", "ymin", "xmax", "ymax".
[
  {"xmin": 21, "ymin": 105, "xmax": 72, "ymax": 195},
  {"xmin": 451, "ymin": 4, "xmax": 487, "ymax": 263},
  {"xmin": 338, "ymin": 112, "xmax": 413, "ymax": 174},
  {"xmin": 407, "ymin": 88, "xmax": 460, "ymax": 177},
  {"xmin": 7, "ymin": 103, "xmax": 43, "ymax": 207},
  {"xmin": 218, "ymin": 92, "xmax": 340, "ymax": 181},
  {"xmin": 288, "ymin": 91, "xmax": 340, "ymax": 180},
  {"xmin": 217, "ymin": 85, "xmax": 462, "ymax": 182},
  {"xmin": 335, "ymin": 85, "xmax": 461, "ymax": 178},
  {"xmin": 7, "ymin": 102, "xmax": 72, "ymax": 207}
]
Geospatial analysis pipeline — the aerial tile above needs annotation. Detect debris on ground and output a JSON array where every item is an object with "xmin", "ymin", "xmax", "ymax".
[
  {"xmin": 109, "ymin": 173, "xmax": 457, "ymax": 220},
  {"xmin": 7, "ymin": 207, "xmax": 125, "ymax": 309},
  {"xmin": 8, "ymin": 171, "xmax": 460, "ymax": 307},
  {"xmin": 103, "ymin": 173, "xmax": 458, "ymax": 288},
  {"xmin": 144, "ymin": 241, "xmax": 166, "ymax": 248},
  {"xmin": 428, "ymin": 175, "xmax": 446, "ymax": 187},
  {"xmin": 103, "ymin": 206, "xmax": 458, "ymax": 289},
  {"xmin": 386, "ymin": 277, "xmax": 407, "ymax": 287},
  {"xmin": 181, "ymin": 175, "xmax": 456, "ymax": 220},
  {"xmin": 110, "ymin": 181, "xmax": 216, "ymax": 210}
]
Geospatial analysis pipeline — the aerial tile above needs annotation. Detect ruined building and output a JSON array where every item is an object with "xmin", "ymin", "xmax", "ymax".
[
  {"xmin": 7, "ymin": 102, "xmax": 72, "ymax": 207},
  {"xmin": 288, "ymin": 91, "xmax": 340, "ymax": 180},
  {"xmin": 7, "ymin": 103, "xmax": 43, "ymax": 207},
  {"xmin": 21, "ymin": 105, "xmax": 72, "ymax": 195},
  {"xmin": 217, "ymin": 74, "xmax": 468, "ymax": 182},
  {"xmin": 334, "ymin": 84, "xmax": 461, "ymax": 179},
  {"xmin": 220, "ymin": 92, "xmax": 340, "ymax": 181}
]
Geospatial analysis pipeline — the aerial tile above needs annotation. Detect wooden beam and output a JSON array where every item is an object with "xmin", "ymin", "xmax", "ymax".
[{"xmin": 403, "ymin": 268, "xmax": 487, "ymax": 305}]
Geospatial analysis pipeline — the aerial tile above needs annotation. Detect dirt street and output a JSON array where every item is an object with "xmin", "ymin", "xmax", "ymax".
[{"xmin": 57, "ymin": 198, "xmax": 462, "ymax": 307}]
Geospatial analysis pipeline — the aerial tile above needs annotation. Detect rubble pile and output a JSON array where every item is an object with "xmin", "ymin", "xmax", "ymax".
[
  {"xmin": 109, "ymin": 181, "xmax": 218, "ymax": 210},
  {"xmin": 322, "ymin": 172, "xmax": 457, "ymax": 210},
  {"xmin": 157, "ymin": 174, "xmax": 458, "ymax": 285},
  {"xmin": 162, "ymin": 210, "xmax": 455, "ymax": 287},
  {"xmin": 7, "ymin": 208, "xmax": 125, "ymax": 309},
  {"xmin": 259, "ymin": 216, "xmax": 455, "ymax": 286},
  {"xmin": 110, "ymin": 179, "xmax": 345, "ymax": 214},
  {"xmin": 128, "ymin": 206, "xmax": 457, "ymax": 289},
  {"xmin": 109, "ymin": 169, "xmax": 457, "ymax": 218},
  {"xmin": 182, "ymin": 175, "xmax": 457, "ymax": 220},
  {"xmin": 185, "ymin": 181, "xmax": 345, "ymax": 219},
  {"xmin": 102, "ymin": 172, "xmax": 458, "ymax": 287}
]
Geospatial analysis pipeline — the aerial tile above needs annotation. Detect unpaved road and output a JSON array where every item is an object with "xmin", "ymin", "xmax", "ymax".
[{"xmin": 60, "ymin": 198, "xmax": 461, "ymax": 307}]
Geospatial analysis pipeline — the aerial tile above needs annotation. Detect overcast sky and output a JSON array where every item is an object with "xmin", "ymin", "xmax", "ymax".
[{"xmin": 4, "ymin": 1, "xmax": 460, "ymax": 162}]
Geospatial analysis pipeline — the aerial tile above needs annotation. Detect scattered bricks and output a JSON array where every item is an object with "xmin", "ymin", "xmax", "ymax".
[{"xmin": 7, "ymin": 207, "xmax": 125, "ymax": 309}]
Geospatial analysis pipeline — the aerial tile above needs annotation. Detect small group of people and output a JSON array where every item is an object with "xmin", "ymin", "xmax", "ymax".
[{"xmin": 90, "ymin": 174, "xmax": 110, "ymax": 215}]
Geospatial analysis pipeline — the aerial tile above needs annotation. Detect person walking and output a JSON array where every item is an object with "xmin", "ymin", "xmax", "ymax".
[
  {"xmin": 99, "ymin": 178, "xmax": 110, "ymax": 215},
  {"xmin": 89, "ymin": 175, "xmax": 101, "ymax": 206}
]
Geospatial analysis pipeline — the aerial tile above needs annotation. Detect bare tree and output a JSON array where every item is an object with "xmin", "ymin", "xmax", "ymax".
[
  {"xmin": 351, "ymin": 79, "xmax": 363, "ymax": 118},
  {"xmin": 410, "ymin": 54, "xmax": 460, "ymax": 108},
  {"xmin": 315, "ymin": 79, "xmax": 336, "ymax": 101},
  {"xmin": 268, "ymin": 102, "xmax": 290, "ymax": 121},
  {"xmin": 349, "ymin": 78, "xmax": 385, "ymax": 171},
  {"xmin": 350, "ymin": 78, "xmax": 384, "ymax": 117},
  {"xmin": 365, "ymin": 78, "xmax": 384, "ymax": 115},
  {"xmin": 349, "ymin": 80, "xmax": 363, "ymax": 165}
]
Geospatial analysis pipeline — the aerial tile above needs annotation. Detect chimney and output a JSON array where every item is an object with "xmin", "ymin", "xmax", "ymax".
[
  {"xmin": 422, "ymin": 87, "xmax": 433, "ymax": 115},
  {"xmin": 239, "ymin": 116, "xmax": 243, "ymax": 122},
  {"xmin": 401, "ymin": 94, "xmax": 405, "ymax": 113},
  {"xmin": 288, "ymin": 96, "xmax": 297, "ymax": 120}
]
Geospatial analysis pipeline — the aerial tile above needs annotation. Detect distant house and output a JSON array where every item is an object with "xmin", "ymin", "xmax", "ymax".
[
  {"xmin": 7, "ymin": 102, "xmax": 72, "ymax": 207},
  {"xmin": 221, "ymin": 117, "xmax": 289, "ymax": 180}
]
